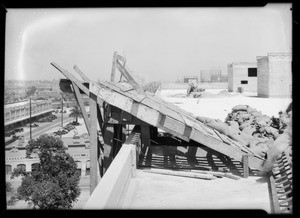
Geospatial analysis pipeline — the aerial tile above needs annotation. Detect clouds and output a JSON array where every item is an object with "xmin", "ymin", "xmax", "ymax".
[{"xmin": 5, "ymin": 5, "xmax": 292, "ymax": 82}]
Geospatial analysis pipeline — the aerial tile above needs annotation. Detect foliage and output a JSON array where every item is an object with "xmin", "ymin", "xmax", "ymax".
[
  {"xmin": 6, "ymin": 182, "xmax": 13, "ymax": 193},
  {"xmin": 26, "ymin": 86, "xmax": 37, "ymax": 98},
  {"xmin": 69, "ymin": 106, "xmax": 83, "ymax": 123},
  {"xmin": 10, "ymin": 134, "xmax": 81, "ymax": 209}
]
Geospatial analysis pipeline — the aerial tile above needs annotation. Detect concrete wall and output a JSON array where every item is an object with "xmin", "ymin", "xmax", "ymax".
[
  {"xmin": 257, "ymin": 53, "xmax": 292, "ymax": 97},
  {"xmin": 227, "ymin": 62, "xmax": 257, "ymax": 92},
  {"xmin": 257, "ymin": 56, "xmax": 269, "ymax": 97},
  {"xmin": 227, "ymin": 64, "xmax": 233, "ymax": 92}
]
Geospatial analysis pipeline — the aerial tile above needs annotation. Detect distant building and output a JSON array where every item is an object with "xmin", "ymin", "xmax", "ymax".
[
  {"xmin": 183, "ymin": 76, "xmax": 198, "ymax": 84},
  {"xmin": 200, "ymin": 68, "xmax": 226, "ymax": 83},
  {"xmin": 36, "ymin": 86, "xmax": 53, "ymax": 92},
  {"xmin": 227, "ymin": 62, "xmax": 257, "ymax": 92},
  {"xmin": 51, "ymin": 100, "xmax": 78, "ymax": 109},
  {"xmin": 36, "ymin": 91, "xmax": 61, "ymax": 99},
  {"xmin": 4, "ymin": 99, "xmax": 54, "ymax": 131},
  {"xmin": 257, "ymin": 53, "xmax": 292, "ymax": 97},
  {"xmin": 5, "ymin": 135, "xmax": 91, "ymax": 177}
]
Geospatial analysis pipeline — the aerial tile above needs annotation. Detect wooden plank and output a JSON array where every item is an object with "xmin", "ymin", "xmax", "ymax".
[
  {"xmin": 89, "ymin": 97, "xmax": 99, "ymax": 194},
  {"xmin": 115, "ymin": 60, "xmax": 145, "ymax": 94},
  {"xmin": 72, "ymin": 82, "xmax": 91, "ymax": 134},
  {"xmin": 159, "ymin": 114, "xmax": 191, "ymax": 141},
  {"xmin": 104, "ymin": 81, "xmax": 145, "ymax": 102},
  {"xmin": 110, "ymin": 51, "xmax": 118, "ymax": 82},
  {"xmin": 73, "ymin": 65, "xmax": 90, "ymax": 82},
  {"xmin": 116, "ymin": 54, "xmax": 126, "ymax": 63},
  {"xmin": 242, "ymin": 155, "xmax": 249, "ymax": 178},
  {"xmin": 190, "ymin": 169, "xmax": 241, "ymax": 180},
  {"xmin": 190, "ymin": 129, "xmax": 265, "ymax": 170},
  {"xmin": 143, "ymin": 168, "xmax": 217, "ymax": 180},
  {"xmin": 51, "ymin": 62, "xmax": 90, "ymax": 96}
]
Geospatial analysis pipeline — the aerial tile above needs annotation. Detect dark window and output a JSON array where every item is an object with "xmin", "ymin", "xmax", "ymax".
[
  {"xmin": 248, "ymin": 68, "xmax": 257, "ymax": 77},
  {"xmin": 241, "ymin": 80, "xmax": 248, "ymax": 84}
]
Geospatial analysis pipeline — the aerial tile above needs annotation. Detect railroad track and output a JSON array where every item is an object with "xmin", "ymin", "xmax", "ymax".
[{"xmin": 269, "ymin": 151, "xmax": 293, "ymax": 214}]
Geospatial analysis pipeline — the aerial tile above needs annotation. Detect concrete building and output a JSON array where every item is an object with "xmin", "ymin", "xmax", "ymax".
[
  {"xmin": 257, "ymin": 53, "xmax": 292, "ymax": 97},
  {"xmin": 4, "ymin": 100, "xmax": 54, "ymax": 131},
  {"xmin": 183, "ymin": 76, "xmax": 198, "ymax": 84},
  {"xmin": 227, "ymin": 62, "xmax": 257, "ymax": 92}
]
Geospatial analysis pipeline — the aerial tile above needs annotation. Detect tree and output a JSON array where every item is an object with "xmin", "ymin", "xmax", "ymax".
[
  {"xmin": 9, "ymin": 134, "xmax": 81, "ymax": 209},
  {"xmin": 69, "ymin": 106, "xmax": 82, "ymax": 124},
  {"xmin": 26, "ymin": 86, "xmax": 37, "ymax": 98}
]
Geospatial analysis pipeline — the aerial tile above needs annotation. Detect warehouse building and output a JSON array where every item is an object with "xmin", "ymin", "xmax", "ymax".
[
  {"xmin": 227, "ymin": 62, "xmax": 257, "ymax": 92},
  {"xmin": 257, "ymin": 53, "xmax": 292, "ymax": 98}
]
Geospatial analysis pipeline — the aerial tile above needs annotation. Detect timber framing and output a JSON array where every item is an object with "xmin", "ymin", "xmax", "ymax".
[{"xmin": 52, "ymin": 51, "xmax": 266, "ymax": 194}]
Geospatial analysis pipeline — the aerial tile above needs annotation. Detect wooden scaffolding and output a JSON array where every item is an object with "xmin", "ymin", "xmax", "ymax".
[{"xmin": 51, "ymin": 51, "xmax": 265, "ymax": 194}]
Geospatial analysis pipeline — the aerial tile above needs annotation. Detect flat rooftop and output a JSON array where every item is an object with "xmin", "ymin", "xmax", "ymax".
[{"xmin": 122, "ymin": 169, "xmax": 271, "ymax": 211}]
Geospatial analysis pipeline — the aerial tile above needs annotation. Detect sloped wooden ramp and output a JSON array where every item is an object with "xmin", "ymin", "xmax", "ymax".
[{"xmin": 51, "ymin": 51, "xmax": 265, "ymax": 193}]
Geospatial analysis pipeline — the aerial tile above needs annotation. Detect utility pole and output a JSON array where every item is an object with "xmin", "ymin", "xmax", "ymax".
[
  {"xmin": 61, "ymin": 95, "xmax": 63, "ymax": 127},
  {"xmin": 29, "ymin": 98, "xmax": 32, "ymax": 139}
]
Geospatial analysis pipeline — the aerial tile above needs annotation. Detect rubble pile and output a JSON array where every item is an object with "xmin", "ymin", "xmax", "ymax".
[{"xmin": 196, "ymin": 104, "xmax": 292, "ymax": 159}]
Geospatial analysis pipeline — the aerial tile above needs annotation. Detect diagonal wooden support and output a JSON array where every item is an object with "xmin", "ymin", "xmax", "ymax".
[
  {"xmin": 115, "ymin": 60, "xmax": 145, "ymax": 94},
  {"xmin": 72, "ymin": 82, "xmax": 91, "ymax": 134},
  {"xmin": 73, "ymin": 65, "xmax": 90, "ymax": 82},
  {"xmin": 51, "ymin": 62, "xmax": 90, "ymax": 96}
]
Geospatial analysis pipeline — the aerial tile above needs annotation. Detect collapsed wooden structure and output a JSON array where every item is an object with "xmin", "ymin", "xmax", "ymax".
[{"xmin": 51, "ymin": 51, "xmax": 266, "ymax": 194}]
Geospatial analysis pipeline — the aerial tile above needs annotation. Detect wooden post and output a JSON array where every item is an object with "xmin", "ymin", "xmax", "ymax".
[
  {"xmin": 242, "ymin": 155, "xmax": 249, "ymax": 178},
  {"xmin": 89, "ymin": 97, "xmax": 98, "ymax": 194},
  {"xmin": 72, "ymin": 82, "xmax": 91, "ymax": 133},
  {"xmin": 113, "ymin": 124, "xmax": 126, "ymax": 157},
  {"xmin": 141, "ymin": 125, "xmax": 151, "ymax": 150},
  {"xmin": 103, "ymin": 123, "xmax": 115, "ymax": 173},
  {"xmin": 110, "ymin": 51, "xmax": 118, "ymax": 82}
]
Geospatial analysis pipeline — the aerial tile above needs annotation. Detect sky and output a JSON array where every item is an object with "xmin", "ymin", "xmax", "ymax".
[{"xmin": 5, "ymin": 4, "xmax": 292, "ymax": 82}]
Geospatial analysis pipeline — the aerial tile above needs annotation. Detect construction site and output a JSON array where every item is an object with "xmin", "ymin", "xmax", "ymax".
[{"xmin": 50, "ymin": 51, "xmax": 292, "ymax": 213}]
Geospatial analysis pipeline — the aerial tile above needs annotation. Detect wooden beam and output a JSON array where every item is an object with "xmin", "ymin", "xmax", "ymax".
[
  {"xmin": 89, "ymin": 97, "xmax": 99, "ymax": 194},
  {"xmin": 103, "ymin": 123, "xmax": 115, "ymax": 173},
  {"xmin": 141, "ymin": 125, "xmax": 151, "ymax": 151},
  {"xmin": 115, "ymin": 60, "xmax": 145, "ymax": 94},
  {"xmin": 242, "ymin": 155, "xmax": 249, "ymax": 178},
  {"xmin": 73, "ymin": 65, "xmax": 90, "ymax": 82},
  {"xmin": 113, "ymin": 124, "xmax": 126, "ymax": 157},
  {"xmin": 72, "ymin": 82, "xmax": 91, "ymax": 134},
  {"xmin": 190, "ymin": 129, "xmax": 265, "ymax": 171},
  {"xmin": 116, "ymin": 54, "xmax": 126, "ymax": 63},
  {"xmin": 51, "ymin": 62, "xmax": 90, "ymax": 96},
  {"xmin": 110, "ymin": 51, "xmax": 118, "ymax": 82},
  {"xmin": 143, "ymin": 168, "xmax": 217, "ymax": 180}
]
